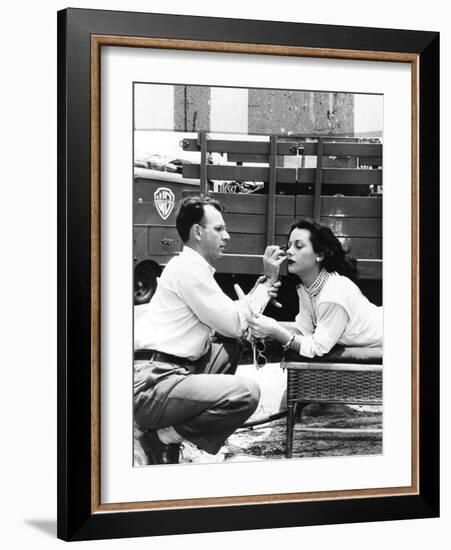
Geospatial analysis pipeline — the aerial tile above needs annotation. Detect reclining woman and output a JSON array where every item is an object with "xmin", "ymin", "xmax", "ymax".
[{"xmin": 248, "ymin": 219, "xmax": 383, "ymax": 358}]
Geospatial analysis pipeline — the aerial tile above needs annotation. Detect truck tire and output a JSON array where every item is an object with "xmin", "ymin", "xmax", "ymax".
[{"xmin": 134, "ymin": 263, "xmax": 159, "ymax": 305}]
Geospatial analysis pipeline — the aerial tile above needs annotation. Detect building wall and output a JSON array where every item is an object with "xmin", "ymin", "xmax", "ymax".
[
  {"xmin": 174, "ymin": 85, "xmax": 210, "ymax": 132},
  {"xmin": 248, "ymin": 89, "xmax": 354, "ymax": 135},
  {"xmin": 171, "ymin": 85, "xmax": 355, "ymax": 136}
]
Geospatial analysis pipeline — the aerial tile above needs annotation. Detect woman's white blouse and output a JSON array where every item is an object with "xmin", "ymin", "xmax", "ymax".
[{"xmin": 293, "ymin": 272, "xmax": 383, "ymax": 358}]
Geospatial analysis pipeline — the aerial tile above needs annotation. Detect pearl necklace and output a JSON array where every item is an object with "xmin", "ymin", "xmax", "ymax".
[
  {"xmin": 305, "ymin": 268, "xmax": 330, "ymax": 298},
  {"xmin": 296, "ymin": 269, "xmax": 331, "ymax": 329}
]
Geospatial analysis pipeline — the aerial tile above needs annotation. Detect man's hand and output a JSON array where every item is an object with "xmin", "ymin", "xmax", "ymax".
[
  {"xmin": 233, "ymin": 283, "xmax": 259, "ymax": 321},
  {"xmin": 262, "ymin": 245, "xmax": 286, "ymax": 283}
]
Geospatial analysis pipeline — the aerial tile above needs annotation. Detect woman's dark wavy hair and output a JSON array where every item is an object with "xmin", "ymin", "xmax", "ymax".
[{"xmin": 289, "ymin": 219, "xmax": 358, "ymax": 282}]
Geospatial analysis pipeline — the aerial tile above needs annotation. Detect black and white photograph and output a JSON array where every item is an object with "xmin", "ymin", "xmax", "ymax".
[{"xmin": 132, "ymin": 82, "xmax": 384, "ymax": 467}]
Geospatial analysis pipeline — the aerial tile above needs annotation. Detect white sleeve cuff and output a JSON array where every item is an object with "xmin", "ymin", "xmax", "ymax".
[{"xmin": 294, "ymin": 335, "xmax": 315, "ymax": 358}]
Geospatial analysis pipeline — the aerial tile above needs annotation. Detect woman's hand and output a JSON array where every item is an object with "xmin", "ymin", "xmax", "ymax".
[
  {"xmin": 262, "ymin": 246, "xmax": 286, "ymax": 283},
  {"xmin": 248, "ymin": 314, "xmax": 282, "ymax": 340},
  {"xmin": 235, "ymin": 276, "xmax": 283, "ymax": 309}
]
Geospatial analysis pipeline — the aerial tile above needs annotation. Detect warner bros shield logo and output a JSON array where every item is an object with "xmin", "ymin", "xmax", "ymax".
[{"xmin": 154, "ymin": 187, "xmax": 175, "ymax": 220}]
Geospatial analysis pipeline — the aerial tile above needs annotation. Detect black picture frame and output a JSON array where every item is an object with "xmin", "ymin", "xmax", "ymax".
[{"xmin": 57, "ymin": 8, "xmax": 439, "ymax": 541}]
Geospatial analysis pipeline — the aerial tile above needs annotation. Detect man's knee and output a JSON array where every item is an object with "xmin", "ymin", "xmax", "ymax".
[{"xmin": 236, "ymin": 376, "xmax": 261, "ymax": 414}]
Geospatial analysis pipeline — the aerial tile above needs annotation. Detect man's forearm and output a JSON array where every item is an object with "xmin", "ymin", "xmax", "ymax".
[{"xmin": 243, "ymin": 283, "xmax": 271, "ymax": 317}]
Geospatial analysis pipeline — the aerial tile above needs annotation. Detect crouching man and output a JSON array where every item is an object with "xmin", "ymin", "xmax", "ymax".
[{"xmin": 134, "ymin": 195, "xmax": 285, "ymax": 464}]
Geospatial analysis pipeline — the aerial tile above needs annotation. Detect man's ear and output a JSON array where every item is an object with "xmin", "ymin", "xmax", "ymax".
[{"xmin": 192, "ymin": 224, "xmax": 202, "ymax": 242}]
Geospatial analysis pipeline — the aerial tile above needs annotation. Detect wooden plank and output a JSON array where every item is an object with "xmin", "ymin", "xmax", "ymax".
[
  {"xmin": 323, "ymin": 142, "xmax": 382, "ymax": 157},
  {"xmin": 221, "ymin": 233, "xmax": 287, "ymax": 255},
  {"xmin": 222, "ymin": 234, "xmax": 266, "ymax": 254},
  {"xmin": 224, "ymin": 213, "xmax": 294, "ymax": 234},
  {"xmin": 227, "ymin": 151, "xmax": 382, "ymax": 164},
  {"xmin": 212, "ymin": 192, "xmax": 295, "ymax": 216},
  {"xmin": 298, "ymin": 168, "xmax": 382, "ymax": 185},
  {"xmin": 231, "ymin": 234, "xmax": 380, "ymax": 259},
  {"xmin": 183, "ymin": 164, "xmax": 297, "ymax": 183},
  {"xmin": 266, "ymin": 136, "xmax": 277, "ymax": 245},
  {"xmin": 198, "ymin": 255, "xmax": 381, "ymax": 278},
  {"xmin": 181, "ymin": 138, "xmax": 298, "ymax": 155},
  {"xmin": 227, "ymin": 153, "xmax": 270, "ymax": 163},
  {"xmin": 359, "ymin": 157, "xmax": 383, "ymax": 167},
  {"xmin": 166, "ymin": 252, "xmax": 382, "ymax": 278},
  {"xmin": 291, "ymin": 141, "xmax": 382, "ymax": 157},
  {"xmin": 313, "ymin": 138, "xmax": 324, "ymax": 221},
  {"xmin": 320, "ymin": 217, "xmax": 381, "ymax": 238},
  {"xmin": 356, "ymin": 260, "xmax": 382, "ymax": 279},
  {"xmin": 136, "ymin": 240, "xmax": 381, "ymax": 279},
  {"xmin": 226, "ymin": 233, "xmax": 381, "ymax": 259},
  {"xmin": 182, "ymin": 138, "xmax": 381, "ymax": 157},
  {"xmin": 199, "ymin": 132, "xmax": 208, "ymax": 196},
  {"xmin": 294, "ymin": 195, "xmax": 314, "ymax": 217},
  {"xmin": 215, "ymin": 254, "xmax": 266, "ymax": 275},
  {"xmin": 336, "ymin": 237, "xmax": 382, "ymax": 259},
  {"xmin": 183, "ymin": 164, "xmax": 381, "ymax": 186},
  {"xmin": 322, "ymin": 157, "xmax": 357, "ymax": 168},
  {"xmin": 296, "ymin": 196, "xmax": 382, "ymax": 218}
]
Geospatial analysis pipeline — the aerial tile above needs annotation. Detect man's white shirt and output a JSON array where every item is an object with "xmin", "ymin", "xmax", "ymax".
[{"xmin": 134, "ymin": 246, "xmax": 271, "ymax": 360}]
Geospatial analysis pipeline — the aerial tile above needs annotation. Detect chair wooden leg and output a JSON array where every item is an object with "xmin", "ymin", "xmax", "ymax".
[{"xmin": 286, "ymin": 402, "xmax": 296, "ymax": 458}]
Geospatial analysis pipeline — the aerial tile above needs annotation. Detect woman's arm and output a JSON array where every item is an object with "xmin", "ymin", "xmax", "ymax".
[
  {"xmin": 248, "ymin": 302, "xmax": 348, "ymax": 357},
  {"xmin": 290, "ymin": 303, "xmax": 348, "ymax": 357}
]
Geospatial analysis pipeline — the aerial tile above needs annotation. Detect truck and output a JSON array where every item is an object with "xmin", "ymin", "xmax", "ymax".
[{"xmin": 133, "ymin": 132, "xmax": 382, "ymax": 316}]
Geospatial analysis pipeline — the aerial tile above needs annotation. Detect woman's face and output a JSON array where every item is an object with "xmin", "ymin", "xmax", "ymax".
[{"xmin": 286, "ymin": 228, "xmax": 322, "ymax": 275}]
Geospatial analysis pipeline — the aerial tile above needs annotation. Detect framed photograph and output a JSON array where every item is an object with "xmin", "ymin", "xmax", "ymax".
[{"xmin": 57, "ymin": 8, "xmax": 439, "ymax": 541}]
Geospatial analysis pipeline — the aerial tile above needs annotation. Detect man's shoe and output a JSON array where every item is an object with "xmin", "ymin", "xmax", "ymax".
[
  {"xmin": 138, "ymin": 430, "xmax": 180, "ymax": 465},
  {"xmin": 179, "ymin": 440, "xmax": 226, "ymax": 464}
]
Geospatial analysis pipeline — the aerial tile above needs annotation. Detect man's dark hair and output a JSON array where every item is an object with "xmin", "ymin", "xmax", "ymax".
[{"xmin": 175, "ymin": 196, "xmax": 223, "ymax": 243}]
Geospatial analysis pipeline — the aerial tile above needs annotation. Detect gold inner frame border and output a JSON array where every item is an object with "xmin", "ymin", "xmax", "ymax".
[{"xmin": 90, "ymin": 35, "xmax": 420, "ymax": 514}]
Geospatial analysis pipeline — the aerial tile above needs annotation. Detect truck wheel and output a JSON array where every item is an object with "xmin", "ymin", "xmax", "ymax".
[{"xmin": 134, "ymin": 263, "xmax": 158, "ymax": 305}]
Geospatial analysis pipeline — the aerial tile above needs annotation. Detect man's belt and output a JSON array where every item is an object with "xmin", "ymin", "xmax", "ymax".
[{"xmin": 134, "ymin": 349, "xmax": 199, "ymax": 366}]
